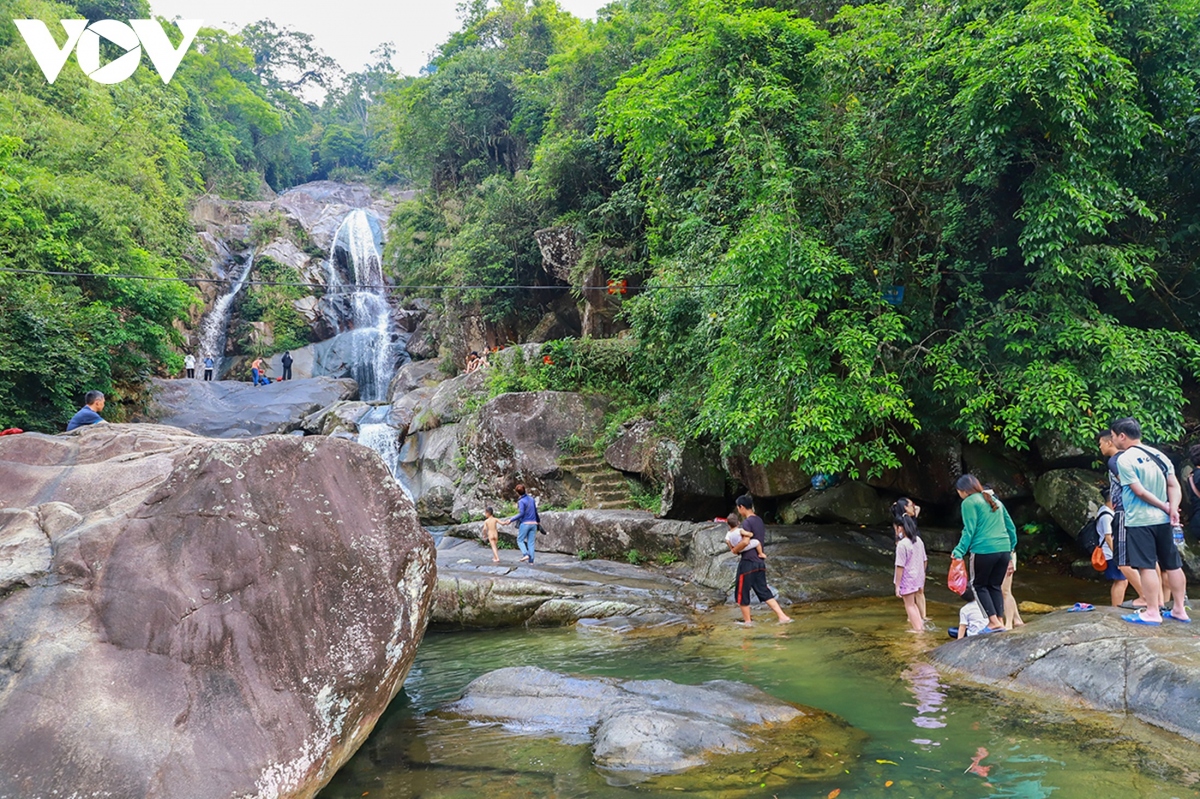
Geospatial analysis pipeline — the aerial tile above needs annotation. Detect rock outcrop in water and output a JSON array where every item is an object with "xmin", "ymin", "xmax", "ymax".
[
  {"xmin": 0, "ymin": 425, "xmax": 436, "ymax": 799},
  {"xmin": 930, "ymin": 609, "xmax": 1200, "ymax": 744},
  {"xmin": 140, "ymin": 376, "xmax": 358, "ymax": 438},
  {"xmin": 431, "ymin": 534, "xmax": 718, "ymax": 628},
  {"xmin": 443, "ymin": 666, "xmax": 864, "ymax": 791}
]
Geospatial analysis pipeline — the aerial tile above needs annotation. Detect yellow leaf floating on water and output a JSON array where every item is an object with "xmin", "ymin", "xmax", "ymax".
[
  {"xmin": 876, "ymin": 759, "xmax": 899, "ymax": 765},
  {"xmin": 828, "ymin": 790, "xmax": 841, "ymax": 799},
  {"xmin": 885, "ymin": 780, "xmax": 894, "ymax": 787}
]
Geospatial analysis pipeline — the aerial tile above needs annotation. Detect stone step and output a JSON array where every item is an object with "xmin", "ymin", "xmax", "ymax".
[
  {"xmin": 581, "ymin": 475, "xmax": 627, "ymax": 487},
  {"xmin": 568, "ymin": 467, "xmax": 614, "ymax": 479},
  {"xmin": 590, "ymin": 492, "xmax": 635, "ymax": 504},
  {"xmin": 595, "ymin": 500, "xmax": 641, "ymax": 510},
  {"xmin": 556, "ymin": 451, "xmax": 604, "ymax": 463}
]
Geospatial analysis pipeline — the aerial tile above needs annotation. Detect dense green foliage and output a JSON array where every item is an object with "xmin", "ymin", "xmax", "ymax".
[
  {"xmin": 380, "ymin": 0, "xmax": 1200, "ymax": 475},
  {"xmin": 3, "ymin": 0, "xmax": 1198, "ymax": 470},
  {"xmin": 0, "ymin": 0, "xmax": 388, "ymax": 430}
]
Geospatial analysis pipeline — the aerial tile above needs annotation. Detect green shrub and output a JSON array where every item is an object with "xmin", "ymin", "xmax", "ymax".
[{"xmin": 626, "ymin": 548, "xmax": 645, "ymax": 566}]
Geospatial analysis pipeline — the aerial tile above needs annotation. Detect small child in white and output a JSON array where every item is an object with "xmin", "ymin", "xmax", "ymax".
[
  {"xmin": 950, "ymin": 586, "xmax": 989, "ymax": 639},
  {"xmin": 725, "ymin": 516, "xmax": 764, "ymax": 559}
]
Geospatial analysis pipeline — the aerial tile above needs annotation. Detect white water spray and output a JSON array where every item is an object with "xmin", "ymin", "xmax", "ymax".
[
  {"xmin": 197, "ymin": 250, "xmax": 254, "ymax": 377},
  {"xmin": 327, "ymin": 210, "xmax": 399, "ymax": 401}
]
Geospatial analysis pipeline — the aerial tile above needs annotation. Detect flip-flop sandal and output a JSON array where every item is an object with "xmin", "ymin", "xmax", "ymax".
[
  {"xmin": 1067, "ymin": 603, "xmax": 1095, "ymax": 612},
  {"xmin": 1122, "ymin": 613, "xmax": 1162, "ymax": 626},
  {"xmin": 1163, "ymin": 610, "xmax": 1193, "ymax": 624},
  {"xmin": 1119, "ymin": 600, "xmax": 1145, "ymax": 610},
  {"xmin": 978, "ymin": 626, "xmax": 1005, "ymax": 634}
]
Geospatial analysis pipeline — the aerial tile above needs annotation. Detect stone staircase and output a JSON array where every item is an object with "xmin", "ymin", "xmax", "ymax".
[{"xmin": 558, "ymin": 452, "xmax": 640, "ymax": 510}]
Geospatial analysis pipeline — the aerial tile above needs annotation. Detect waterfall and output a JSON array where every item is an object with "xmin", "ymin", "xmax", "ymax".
[
  {"xmin": 198, "ymin": 250, "xmax": 254, "ymax": 377},
  {"xmin": 326, "ymin": 210, "xmax": 400, "ymax": 402}
]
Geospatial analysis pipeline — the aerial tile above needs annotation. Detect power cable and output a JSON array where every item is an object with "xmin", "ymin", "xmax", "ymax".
[{"xmin": 0, "ymin": 267, "xmax": 734, "ymax": 293}]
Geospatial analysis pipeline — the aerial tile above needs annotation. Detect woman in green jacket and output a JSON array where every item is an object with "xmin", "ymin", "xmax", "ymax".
[{"xmin": 952, "ymin": 474, "xmax": 1017, "ymax": 633}]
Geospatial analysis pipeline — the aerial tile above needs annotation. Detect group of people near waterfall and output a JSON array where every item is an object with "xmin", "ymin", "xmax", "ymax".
[
  {"xmin": 182, "ymin": 354, "xmax": 216, "ymax": 381},
  {"xmin": 177, "ymin": 351, "xmax": 294, "ymax": 384}
]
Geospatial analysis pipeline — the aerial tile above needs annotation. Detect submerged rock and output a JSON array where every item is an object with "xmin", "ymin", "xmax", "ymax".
[
  {"xmin": 443, "ymin": 666, "xmax": 864, "ymax": 790},
  {"xmin": 141, "ymin": 376, "xmax": 358, "ymax": 438},
  {"xmin": 931, "ymin": 609, "xmax": 1200, "ymax": 743},
  {"xmin": 0, "ymin": 425, "xmax": 437, "ymax": 799}
]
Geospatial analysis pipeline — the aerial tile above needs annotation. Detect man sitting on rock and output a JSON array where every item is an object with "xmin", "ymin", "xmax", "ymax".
[
  {"xmin": 1110, "ymin": 417, "xmax": 1190, "ymax": 625},
  {"xmin": 66, "ymin": 391, "xmax": 106, "ymax": 432}
]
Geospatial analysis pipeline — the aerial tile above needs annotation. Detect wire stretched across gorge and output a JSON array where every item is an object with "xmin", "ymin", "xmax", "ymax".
[{"xmin": 0, "ymin": 267, "xmax": 735, "ymax": 293}]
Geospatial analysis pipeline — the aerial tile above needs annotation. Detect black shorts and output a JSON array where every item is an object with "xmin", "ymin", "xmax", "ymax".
[
  {"xmin": 1125, "ymin": 523, "xmax": 1183, "ymax": 571},
  {"xmin": 736, "ymin": 562, "xmax": 773, "ymax": 605}
]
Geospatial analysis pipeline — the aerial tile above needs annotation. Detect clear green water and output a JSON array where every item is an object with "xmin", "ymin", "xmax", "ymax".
[{"xmin": 320, "ymin": 596, "xmax": 1199, "ymax": 799}]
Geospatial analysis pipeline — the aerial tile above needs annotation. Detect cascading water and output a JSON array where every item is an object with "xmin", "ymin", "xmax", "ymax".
[
  {"xmin": 327, "ymin": 209, "xmax": 401, "ymax": 402},
  {"xmin": 197, "ymin": 250, "xmax": 254, "ymax": 377},
  {"xmin": 325, "ymin": 209, "xmax": 410, "ymax": 491}
]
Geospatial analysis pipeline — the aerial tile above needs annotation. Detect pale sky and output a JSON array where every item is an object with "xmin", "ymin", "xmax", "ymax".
[{"xmin": 150, "ymin": 0, "xmax": 610, "ymax": 76}]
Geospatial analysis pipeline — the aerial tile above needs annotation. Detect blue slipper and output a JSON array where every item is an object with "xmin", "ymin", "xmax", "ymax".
[
  {"xmin": 1163, "ymin": 610, "xmax": 1193, "ymax": 624},
  {"xmin": 1122, "ymin": 613, "xmax": 1161, "ymax": 626},
  {"xmin": 1067, "ymin": 603, "xmax": 1095, "ymax": 612},
  {"xmin": 978, "ymin": 626, "xmax": 1005, "ymax": 634}
]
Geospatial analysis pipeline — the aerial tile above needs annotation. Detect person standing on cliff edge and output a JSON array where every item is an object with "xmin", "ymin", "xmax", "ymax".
[
  {"xmin": 1110, "ymin": 417, "xmax": 1190, "ymax": 625},
  {"xmin": 281, "ymin": 351, "xmax": 293, "ymax": 381}
]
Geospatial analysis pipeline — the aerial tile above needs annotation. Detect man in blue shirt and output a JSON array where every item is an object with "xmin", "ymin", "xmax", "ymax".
[
  {"xmin": 1111, "ymin": 417, "xmax": 1188, "ymax": 625},
  {"xmin": 507, "ymin": 483, "xmax": 539, "ymax": 564},
  {"xmin": 66, "ymin": 391, "xmax": 106, "ymax": 432}
]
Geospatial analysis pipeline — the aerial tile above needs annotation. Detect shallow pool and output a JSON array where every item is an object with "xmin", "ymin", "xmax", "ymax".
[{"xmin": 320, "ymin": 591, "xmax": 1199, "ymax": 799}]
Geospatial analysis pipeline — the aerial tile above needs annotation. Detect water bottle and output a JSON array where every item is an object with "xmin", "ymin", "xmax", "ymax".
[{"xmin": 1173, "ymin": 525, "xmax": 1185, "ymax": 548}]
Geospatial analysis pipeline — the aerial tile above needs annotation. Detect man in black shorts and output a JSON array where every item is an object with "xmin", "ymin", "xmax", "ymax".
[
  {"xmin": 1111, "ymin": 418, "xmax": 1189, "ymax": 625},
  {"xmin": 730, "ymin": 495, "xmax": 793, "ymax": 626}
]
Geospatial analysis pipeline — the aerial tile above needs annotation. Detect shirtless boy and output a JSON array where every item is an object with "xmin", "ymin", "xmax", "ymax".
[{"xmin": 482, "ymin": 506, "xmax": 501, "ymax": 563}]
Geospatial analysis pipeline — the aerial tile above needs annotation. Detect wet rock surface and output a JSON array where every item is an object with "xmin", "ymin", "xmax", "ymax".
[
  {"xmin": 141, "ymin": 376, "xmax": 358, "ymax": 438},
  {"xmin": 442, "ymin": 666, "xmax": 864, "ymax": 788},
  {"xmin": 931, "ymin": 609, "xmax": 1200, "ymax": 743},
  {"xmin": 0, "ymin": 425, "xmax": 437, "ymax": 799},
  {"xmin": 431, "ymin": 535, "xmax": 719, "ymax": 628}
]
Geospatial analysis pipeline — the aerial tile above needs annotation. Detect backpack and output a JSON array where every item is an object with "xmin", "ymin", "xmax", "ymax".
[{"xmin": 1076, "ymin": 519, "xmax": 1099, "ymax": 554}]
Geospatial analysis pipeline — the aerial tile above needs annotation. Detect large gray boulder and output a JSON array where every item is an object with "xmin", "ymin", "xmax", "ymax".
[
  {"xmin": 396, "ymin": 424, "xmax": 464, "ymax": 524},
  {"xmin": 406, "ymin": 371, "xmax": 487, "ymax": 434},
  {"xmin": 962, "ymin": 443, "xmax": 1034, "ymax": 499},
  {"xmin": 431, "ymin": 535, "xmax": 717, "ymax": 628},
  {"xmin": 1034, "ymin": 468, "xmax": 1105, "ymax": 537},
  {"xmin": 781, "ymin": 481, "xmax": 889, "ymax": 526},
  {"xmin": 931, "ymin": 609, "xmax": 1200, "ymax": 743},
  {"xmin": 387, "ymin": 358, "xmax": 447, "ymax": 402},
  {"xmin": 535, "ymin": 509, "xmax": 709, "ymax": 560},
  {"xmin": 0, "ymin": 425, "xmax": 436, "ymax": 799},
  {"xmin": 460, "ymin": 391, "xmax": 608, "ymax": 508},
  {"xmin": 442, "ymin": 666, "xmax": 864, "ymax": 789},
  {"xmin": 141, "ymin": 376, "xmax": 358, "ymax": 438},
  {"xmin": 722, "ymin": 452, "xmax": 810, "ymax": 497}
]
